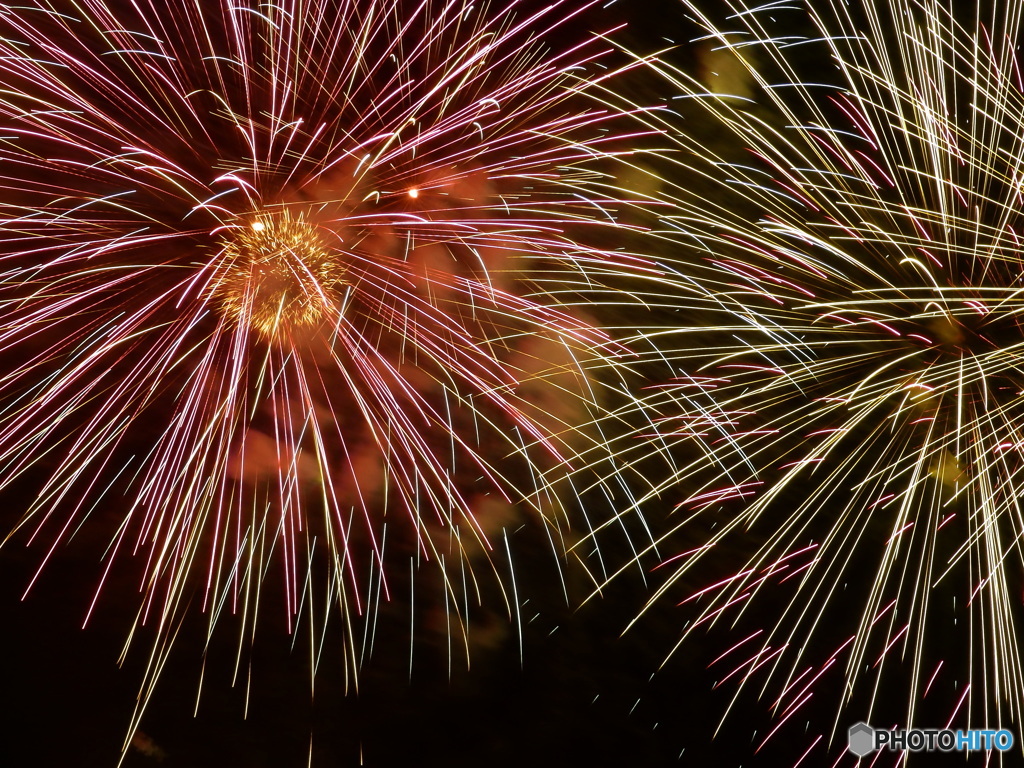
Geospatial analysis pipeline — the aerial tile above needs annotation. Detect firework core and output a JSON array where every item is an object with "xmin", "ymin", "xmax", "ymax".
[{"xmin": 211, "ymin": 212, "xmax": 347, "ymax": 342}]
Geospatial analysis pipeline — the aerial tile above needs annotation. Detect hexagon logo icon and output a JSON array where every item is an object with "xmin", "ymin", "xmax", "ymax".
[{"xmin": 848, "ymin": 722, "xmax": 876, "ymax": 757}]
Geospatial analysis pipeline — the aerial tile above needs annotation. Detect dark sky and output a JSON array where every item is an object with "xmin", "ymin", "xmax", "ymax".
[
  {"xmin": 0, "ymin": 3, "xmax": 814, "ymax": 768},
  {"xmin": 0, "ymin": 2, "xmax": 937, "ymax": 767}
]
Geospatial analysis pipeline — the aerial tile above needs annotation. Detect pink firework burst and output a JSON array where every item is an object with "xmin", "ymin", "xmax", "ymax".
[{"xmin": 0, "ymin": 0, "xmax": 659, "ymax": 741}]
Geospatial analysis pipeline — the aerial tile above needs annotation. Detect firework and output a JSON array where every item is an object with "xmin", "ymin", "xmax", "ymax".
[
  {"xmin": 627, "ymin": 0, "xmax": 1024, "ymax": 760},
  {"xmin": 0, "ymin": 0, "xmax": 659, "ymax": 748}
]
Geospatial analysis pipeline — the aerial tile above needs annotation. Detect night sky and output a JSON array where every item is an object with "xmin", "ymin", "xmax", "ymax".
[
  {"xmin": 0, "ymin": 3, "xmax": 819, "ymax": 767},
  {"xmin": 0, "ymin": 1, "xmax": 998, "ymax": 767}
]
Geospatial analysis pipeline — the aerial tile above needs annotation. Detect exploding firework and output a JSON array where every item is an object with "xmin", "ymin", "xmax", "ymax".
[
  {"xmin": 625, "ymin": 0, "xmax": 1024, "ymax": 761},
  {"xmin": 0, "ymin": 0, "xmax": 660, "ymax": 747}
]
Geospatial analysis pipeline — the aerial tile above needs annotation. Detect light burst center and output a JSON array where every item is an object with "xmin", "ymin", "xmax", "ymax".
[{"xmin": 211, "ymin": 212, "xmax": 347, "ymax": 341}]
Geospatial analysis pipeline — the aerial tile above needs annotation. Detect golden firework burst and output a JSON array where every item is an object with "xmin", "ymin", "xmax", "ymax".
[{"xmin": 211, "ymin": 211, "xmax": 347, "ymax": 341}]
